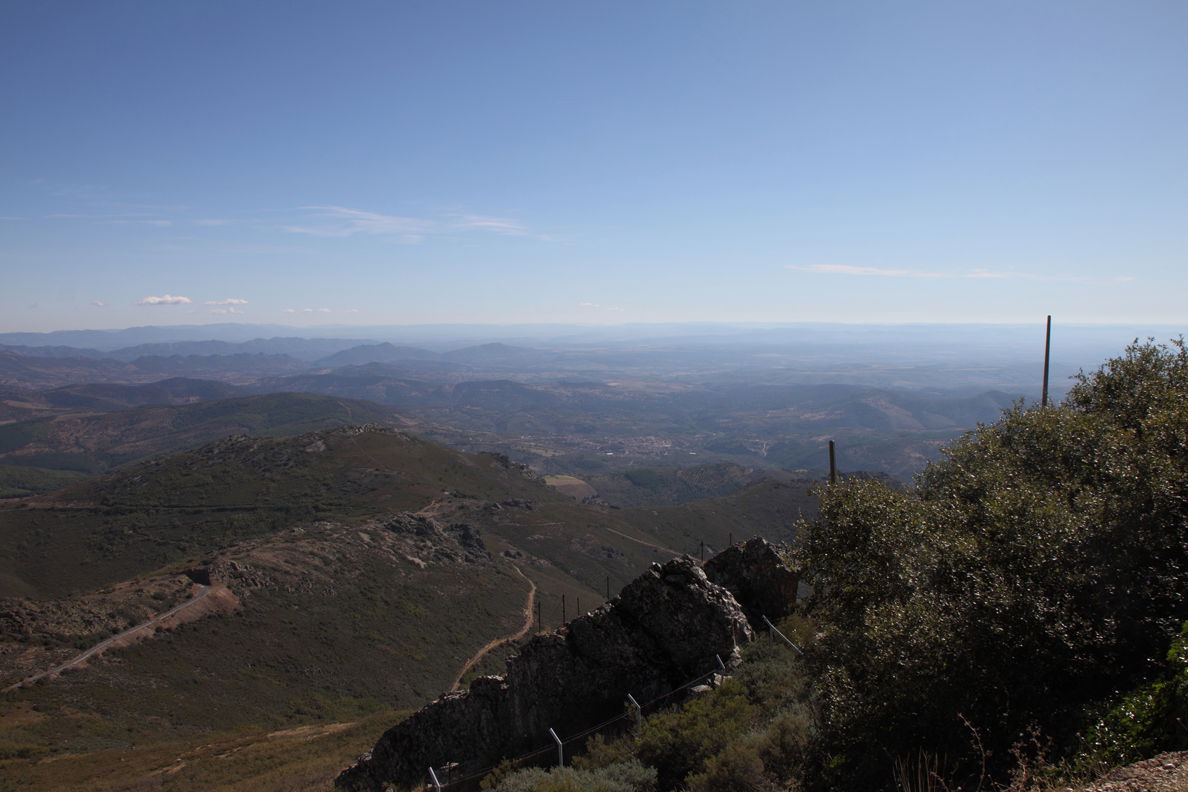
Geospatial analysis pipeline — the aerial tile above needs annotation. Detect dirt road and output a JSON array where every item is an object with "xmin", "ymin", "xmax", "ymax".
[
  {"xmin": 3, "ymin": 585, "xmax": 212, "ymax": 692},
  {"xmin": 450, "ymin": 565, "xmax": 537, "ymax": 691}
]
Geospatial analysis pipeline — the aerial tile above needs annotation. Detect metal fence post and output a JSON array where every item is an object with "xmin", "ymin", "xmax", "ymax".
[
  {"xmin": 549, "ymin": 727, "xmax": 564, "ymax": 767},
  {"xmin": 626, "ymin": 693, "xmax": 642, "ymax": 736}
]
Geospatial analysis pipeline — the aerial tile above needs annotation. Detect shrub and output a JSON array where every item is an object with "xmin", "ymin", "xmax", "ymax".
[
  {"xmin": 636, "ymin": 679, "xmax": 758, "ymax": 789},
  {"xmin": 1074, "ymin": 621, "xmax": 1188, "ymax": 772},
  {"xmin": 573, "ymin": 733, "xmax": 637, "ymax": 771},
  {"xmin": 686, "ymin": 735, "xmax": 773, "ymax": 792},
  {"xmin": 490, "ymin": 759, "xmax": 656, "ymax": 792},
  {"xmin": 796, "ymin": 340, "xmax": 1188, "ymax": 789}
]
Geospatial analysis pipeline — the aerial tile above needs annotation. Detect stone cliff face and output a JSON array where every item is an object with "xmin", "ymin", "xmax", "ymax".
[
  {"xmin": 336, "ymin": 539, "xmax": 795, "ymax": 792},
  {"xmin": 702, "ymin": 537, "xmax": 799, "ymax": 628}
]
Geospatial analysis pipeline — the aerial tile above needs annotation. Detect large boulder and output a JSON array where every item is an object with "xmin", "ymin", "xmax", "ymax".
[
  {"xmin": 336, "ymin": 555, "xmax": 751, "ymax": 792},
  {"xmin": 702, "ymin": 537, "xmax": 799, "ymax": 628}
]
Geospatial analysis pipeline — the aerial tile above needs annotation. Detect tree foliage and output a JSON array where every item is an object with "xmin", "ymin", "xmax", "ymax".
[{"xmin": 796, "ymin": 339, "xmax": 1188, "ymax": 788}]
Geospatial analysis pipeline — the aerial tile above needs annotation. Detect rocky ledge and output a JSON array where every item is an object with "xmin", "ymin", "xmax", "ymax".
[{"xmin": 336, "ymin": 539, "xmax": 795, "ymax": 792}]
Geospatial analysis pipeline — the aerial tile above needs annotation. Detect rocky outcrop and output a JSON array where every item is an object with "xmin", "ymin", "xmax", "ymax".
[
  {"xmin": 703, "ymin": 537, "xmax": 799, "ymax": 628},
  {"xmin": 336, "ymin": 555, "xmax": 755, "ymax": 792}
]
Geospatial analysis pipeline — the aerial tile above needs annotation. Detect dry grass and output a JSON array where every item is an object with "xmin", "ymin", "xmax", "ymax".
[{"xmin": 0, "ymin": 710, "xmax": 403, "ymax": 792}]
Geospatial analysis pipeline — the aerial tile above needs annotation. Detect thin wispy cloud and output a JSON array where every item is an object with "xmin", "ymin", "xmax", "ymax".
[
  {"xmin": 578, "ymin": 301, "xmax": 625, "ymax": 313},
  {"xmin": 90, "ymin": 300, "xmax": 105, "ymax": 307},
  {"xmin": 282, "ymin": 205, "xmax": 547, "ymax": 242},
  {"xmin": 451, "ymin": 214, "xmax": 535, "ymax": 237},
  {"xmin": 46, "ymin": 212, "xmax": 174, "ymax": 227},
  {"xmin": 204, "ymin": 298, "xmax": 249, "ymax": 306},
  {"xmin": 791, "ymin": 264, "xmax": 920, "ymax": 277},
  {"xmin": 283, "ymin": 206, "xmax": 430, "ymax": 238},
  {"xmin": 138, "ymin": 293, "xmax": 191, "ymax": 305},
  {"xmin": 785, "ymin": 264, "xmax": 1137, "ymax": 285},
  {"xmin": 209, "ymin": 307, "xmax": 243, "ymax": 315}
]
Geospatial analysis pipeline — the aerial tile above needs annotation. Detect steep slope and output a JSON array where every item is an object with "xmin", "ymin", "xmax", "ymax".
[
  {"xmin": 0, "ymin": 424, "xmax": 812, "ymax": 791},
  {"xmin": 620, "ymin": 478, "xmax": 816, "ymax": 557}
]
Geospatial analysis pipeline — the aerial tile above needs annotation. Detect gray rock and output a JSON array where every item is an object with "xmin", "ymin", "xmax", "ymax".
[
  {"xmin": 703, "ymin": 537, "xmax": 799, "ymax": 628},
  {"xmin": 335, "ymin": 555, "xmax": 752, "ymax": 792}
]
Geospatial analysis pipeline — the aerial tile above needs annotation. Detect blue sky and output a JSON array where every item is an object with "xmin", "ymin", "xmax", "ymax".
[{"xmin": 2, "ymin": 0, "xmax": 1186, "ymax": 332}]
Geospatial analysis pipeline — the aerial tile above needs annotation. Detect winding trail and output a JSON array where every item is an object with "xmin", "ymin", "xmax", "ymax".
[
  {"xmin": 450, "ymin": 565, "xmax": 537, "ymax": 691},
  {"xmin": 3, "ymin": 585, "xmax": 211, "ymax": 693}
]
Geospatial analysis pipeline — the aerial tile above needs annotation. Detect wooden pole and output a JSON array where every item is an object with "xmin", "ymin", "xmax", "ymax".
[
  {"xmin": 828, "ymin": 440, "xmax": 837, "ymax": 485},
  {"xmin": 1041, "ymin": 315, "xmax": 1052, "ymax": 408}
]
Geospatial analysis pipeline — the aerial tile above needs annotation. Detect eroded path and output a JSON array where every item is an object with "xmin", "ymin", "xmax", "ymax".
[
  {"xmin": 450, "ymin": 565, "xmax": 536, "ymax": 691},
  {"xmin": 604, "ymin": 527, "xmax": 680, "ymax": 556}
]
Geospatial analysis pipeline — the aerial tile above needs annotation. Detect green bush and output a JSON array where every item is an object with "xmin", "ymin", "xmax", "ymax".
[
  {"xmin": 573, "ymin": 733, "xmax": 637, "ymax": 771},
  {"xmin": 795, "ymin": 340, "xmax": 1188, "ymax": 789},
  {"xmin": 489, "ymin": 759, "xmax": 656, "ymax": 792},
  {"xmin": 636, "ymin": 679, "xmax": 758, "ymax": 789},
  {"xmin": 1074, "ymin": 621, "xmax": 1188, "ymax": 771},
  {"xmin": 686, "ymin": 735, "xmax": 772, "ymax": 792}
]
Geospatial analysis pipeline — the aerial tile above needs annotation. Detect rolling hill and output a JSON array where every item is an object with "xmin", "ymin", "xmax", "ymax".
[
  {"xmin": 0, "ymin": 424, "xmax": 811, "ymax": 791},
  {"xmin": 0, "ymin": 392, "xmax": 414, "ymax": 476}
]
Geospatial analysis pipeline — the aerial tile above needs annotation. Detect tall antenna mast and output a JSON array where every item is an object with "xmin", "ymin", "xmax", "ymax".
[{"xmin": 1041, "ymin": 315, "xmax": 1052, "ymax": 408}]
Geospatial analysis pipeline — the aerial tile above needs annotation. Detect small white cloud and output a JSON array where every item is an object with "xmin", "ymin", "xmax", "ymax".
[
  {"xmin": 91, "ymin": 300, "xmax": 105, "ymax": 307},
  {"xmin": 302, "ymin": 308, "xmax": 315, "ymax": 312},
  {"xmin": 204, "ymin": 298, "xmax": 249, "ymax": 306},
  {"xmin": 282, "ymin": 308, "xmax": 297, "ymax": 313},
  {"xmin": 345, "ymin": 308, "xmax": 360, "ymax": 313},
  {"xmin": 209, "ymin": 307, "xmax": 243, "ymax": 315},
  {"xmin": 139, "ymin": 293, "xmax": 191, "ymax": 305},
  {"xmin": 317, "ymin": 307, "xmax": 331, "ymax": 313}
]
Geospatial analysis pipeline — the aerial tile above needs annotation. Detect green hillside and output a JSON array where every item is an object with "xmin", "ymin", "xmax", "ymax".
[
  {"xmin": 0, "ymin": 391, "xmax": 412, "ymax": 475},
  {"xmin": 0, "ymin": 423, "xmax": 813, "ymax": 791}
]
